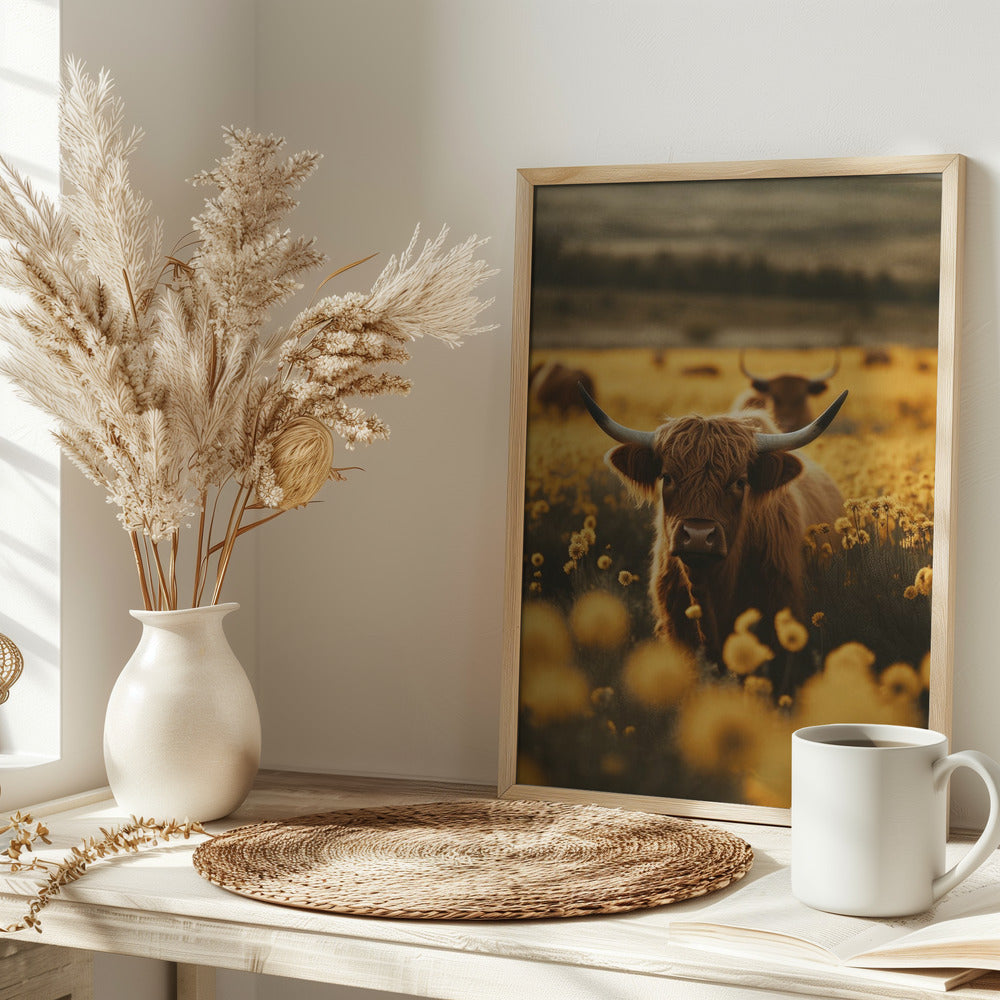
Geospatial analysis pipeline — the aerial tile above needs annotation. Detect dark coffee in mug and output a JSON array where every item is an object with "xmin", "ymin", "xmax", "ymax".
[{"xmin": 823, "ymin": 738, "xmax": 915, "ymax": 748}]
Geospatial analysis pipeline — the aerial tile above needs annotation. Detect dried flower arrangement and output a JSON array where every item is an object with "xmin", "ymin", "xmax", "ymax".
[
  {"xmin": 0, "ymin": 809, "xmax": 208, "ymax": 932},
  {"xmin": 0, "ymin": 61, "xmax": 496, "ymax": 609}
]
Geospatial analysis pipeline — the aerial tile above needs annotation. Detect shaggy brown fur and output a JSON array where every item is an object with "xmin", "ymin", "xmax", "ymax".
[{"xmin": 605, "ymin": 411, "xmax": 841, "ymax": 660}]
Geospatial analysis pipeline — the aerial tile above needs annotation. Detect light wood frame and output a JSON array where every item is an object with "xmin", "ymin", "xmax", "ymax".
[{"xmin": 499, "ymin": 155, "xmax": 965, "ymax": 825}]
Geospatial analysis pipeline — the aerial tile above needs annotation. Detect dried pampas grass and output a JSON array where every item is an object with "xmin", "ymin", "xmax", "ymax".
[{"xmin": 0, "ymin": 59, "xmax": 496, "ymax": 610}]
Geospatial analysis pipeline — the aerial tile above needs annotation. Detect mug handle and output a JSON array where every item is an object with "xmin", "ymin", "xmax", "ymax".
[{"xmin": 932, "ymin": 750, "xmax": 1000, "ymax": 901}]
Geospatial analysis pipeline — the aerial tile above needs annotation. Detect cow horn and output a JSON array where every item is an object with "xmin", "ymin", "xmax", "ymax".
[
  {"xmin": 755, "ymin": 390, "xmax": 848, "ymax": 453},
  {"xmin": 809, "ymin": 349, "xmax": 841, "ymax": 387},
  {"xmin": 739, "ymin": 350, "xmax": 770, "ymax": 391},
  {"xmin": 578, "ymin": 383, "xmax": 656, "ymax": 447},
  {"xmin": 739, "ymin": 350, "xmax": 761, "ymax": 379}
]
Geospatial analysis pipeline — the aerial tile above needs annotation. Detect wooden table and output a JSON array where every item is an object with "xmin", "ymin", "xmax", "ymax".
[{"xmin": 3, "ymin": 771, "xmax": 1000, "ymax": 1000}]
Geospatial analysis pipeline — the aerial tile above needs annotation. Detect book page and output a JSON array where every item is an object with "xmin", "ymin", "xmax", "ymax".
[
  {"xmin": 852, "ymin": 913, "xmax": 1000, "ymax": 968},
  {"xmin": 670, "ymin": 869, "xmax": 908, "ymax": 962},
  {"xmin": 673, "ymin": 848, "xmax": 1000, "ymax": 967}
]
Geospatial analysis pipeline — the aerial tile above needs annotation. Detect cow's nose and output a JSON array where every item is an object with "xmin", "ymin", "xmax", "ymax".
[{"xmin": 673, "ymin": 518, "xmax": 727, "ymax": 559}]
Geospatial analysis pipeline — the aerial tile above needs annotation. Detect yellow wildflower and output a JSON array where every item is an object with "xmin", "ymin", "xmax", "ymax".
[
  {"xmin": 915, "ymin": 566, "xmax": 932, "ymax": 596},
  {"xmin": 520, "ymin": 602, "xmax": 571, "ymax": 667},
  {"xmin": 618, "ymin": 570, "xmax": 639, "ymax": 587},
  {"xmin": 519, "ymin": 660, "xmax": 591, "ymax": 725},
  {"xmin": 904, "ymin": 585, "xmax": 918, "ymax": 600},
  {"xmin": 623, "ymin": 638, "xmax": 696, "ymax": 708},
  {"xmin": 590, "ymin": 686, "xmax": 614, "ymax": 708},
  {"xmin": 880, "ymin": 662, "xmax": 922, "ymax": 702},
  {"xmin": 530, "ymin": 552, "xmax": 544, "ymax": 567},
  {"xmin": 570, "ymin": 591, "xmax": 629, "ymax": 648},
  {"xmin": 775, "ymin": 608, "xmax": 808, "ymax": 652},
  {"xmin": 563, "ymin": 560, "xmax": 576, "ymax": 574},
  {"xmin": 743, "ymin": 722, "xmax": 793, "ymax": 808},
  {"xmin": 811, "ymin": 612, "xmax": 825, "ymax": 627},
  {"xmin": 796, "ymin": 649, "xmax": 919, "ymax": 730},
  {"xmin": 676, "ymin": 686, "xmax": 772, "ymax": 775},
  {"xmin": 744, "ymin": 676, "xmax": 773, "ymax": 699},
  {"xmin": 824, "ymin": 642, "xmax": 876, "ymax": 680},
  {"xmin": 722, "ymin": 632, "xmax": 774, "ymax": 675},
  {"xmin": 778, "ymin": 694, "xmax": 793, "ymax": 709},
  {"xmin": 530, "ymin": 500, "xmax": 550, "ymax": 519},
  {"xmin": 584, "ymin": 514, "xmax": 597, "ymax": 531},
  {"xmin": 734, "ymin": 608, "xmax": 762, "ymax": 634},
  {"xmin": 597, "ymin": 554, "xmax": 612, "ymax": 570},
  {"xmin": 529, "ymin": 581, "xmax": 541, "ymax": 594}
]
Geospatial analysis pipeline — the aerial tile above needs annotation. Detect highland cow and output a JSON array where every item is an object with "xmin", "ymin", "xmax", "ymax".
[
  {"xmin": 738, "ymin": 351, "xmax": 840, "ymax": 431},
  {"xmin": 528, "ymin": 361, "xmax": 595, "ymax": 413},
  {"xmin": 580, "ymin": 384, "xmax": 846, "ymax": 661}
]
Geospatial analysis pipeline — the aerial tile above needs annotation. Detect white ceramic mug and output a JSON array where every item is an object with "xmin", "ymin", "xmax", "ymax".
[{"xmin": 791, "ymin": 723, "xmax": 1000, "ymax": 917}]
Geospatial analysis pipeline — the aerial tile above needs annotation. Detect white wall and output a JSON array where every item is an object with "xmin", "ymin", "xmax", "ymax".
[
  {"xmin": 16, "ymin": 1, "xmax": 1000, "ymax": 998},
  {"xmin": 252, "ymin": 0, "xmax": 1000, "ymax": 830}
]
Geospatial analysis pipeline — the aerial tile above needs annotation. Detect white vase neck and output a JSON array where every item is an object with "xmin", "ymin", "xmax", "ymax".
[{"xmin": 130, "ymin": 603, "xmax": 239, "ymax": 628}]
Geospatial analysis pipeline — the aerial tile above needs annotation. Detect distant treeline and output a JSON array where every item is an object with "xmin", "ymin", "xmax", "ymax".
[{"xmin": 532, "ymin": 239, "xmax": 939, "ymax": 305}]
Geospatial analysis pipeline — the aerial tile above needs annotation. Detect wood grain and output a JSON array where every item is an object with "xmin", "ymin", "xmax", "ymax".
[
  {"xmin": 0, "ymin": 939, "xmax": 92, "ymax": 999},
  {"xmin": 177, "ymin": 963, "xmax": 215, "ymax": 1000},
  {"xmin": 929, "ymin": 154, "xmax": 965, "ymax": 744},
  {"xmin": 1, "ymin": 772, "xmax": 997, "ymax": 1000}
]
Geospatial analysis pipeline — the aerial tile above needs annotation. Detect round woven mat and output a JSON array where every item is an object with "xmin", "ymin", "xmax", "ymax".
[{"xmin": 192, "ymin": 799, "xmax": 753, "ymax": 920}]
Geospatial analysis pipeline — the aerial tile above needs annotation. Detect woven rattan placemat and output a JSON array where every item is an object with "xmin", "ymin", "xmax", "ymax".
[{"xmin": 192, "ymin": 799, "xmax": 753, "ymax": 920}]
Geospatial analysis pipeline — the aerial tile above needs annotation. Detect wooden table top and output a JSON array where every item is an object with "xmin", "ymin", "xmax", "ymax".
[{"xmin": 2, "ymin": 770, "xmax": 999, "ymax": 1000}]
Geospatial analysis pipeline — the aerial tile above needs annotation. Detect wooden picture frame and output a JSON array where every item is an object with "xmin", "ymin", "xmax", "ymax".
[{"xmin": 499, "ymin": 155, "xmax": 965, "ymax": 824}]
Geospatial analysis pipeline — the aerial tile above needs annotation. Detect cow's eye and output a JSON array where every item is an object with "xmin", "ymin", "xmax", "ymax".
[
  {"xmin": 661, "ymin": 473, "xmax": 674, "ymax": 489},
  {"xmin": 730, "ymin": 476, "xmax": 748, "ymax": 495}
]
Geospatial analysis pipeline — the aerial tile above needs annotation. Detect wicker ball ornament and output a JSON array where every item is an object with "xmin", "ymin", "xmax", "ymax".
[{"xmin": 0, "ymin": 633, "xmax": 23, "ymax": 704}]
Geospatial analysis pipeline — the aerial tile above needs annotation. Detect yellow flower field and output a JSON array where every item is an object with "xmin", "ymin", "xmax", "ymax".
[{"xmin": 516, "ymin": 345, "xmax": 935, "ymax": 807}]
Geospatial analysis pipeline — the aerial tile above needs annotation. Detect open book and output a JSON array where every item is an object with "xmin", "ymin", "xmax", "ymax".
[{"xmin": 670, "ymin": 849, "xmax": 1000, "ymax": 992}]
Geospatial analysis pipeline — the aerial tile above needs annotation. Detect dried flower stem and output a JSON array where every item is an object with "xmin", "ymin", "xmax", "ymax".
[
  {"xmin": 149, "ymin": 538, "xmax": 170, "ymax": 611},
  {"xmin": 192, "ymin": 494, "xmax": 207, "ymax": 608},
  {"xmin": 0, "ymin": 812, "xmax": 210, "ymax": 934},
  {"xmin": 129, "ymin": 531, "xmax": 153, "ymax": 611},
  {"xmin": 204, "ymin": 507, "xmax": 289, "ymax": 557},
  {"xmin": 211, "ymin": 486, "xmax": 251, "ymax": 606},
  {"xmin": 168, "ymin": 530, "xmax": 179, "ymax": 609}
]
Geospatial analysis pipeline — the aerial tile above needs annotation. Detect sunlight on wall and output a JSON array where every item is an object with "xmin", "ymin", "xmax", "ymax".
[{"xmin": 0, "ymin": 0, "xmax": 60, "ymax": 762}]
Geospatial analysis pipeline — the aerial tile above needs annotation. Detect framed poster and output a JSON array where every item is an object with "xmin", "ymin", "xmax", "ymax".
[{"xmin": 499, "ymin": 156, "xmax": 964, "ymax": 824}]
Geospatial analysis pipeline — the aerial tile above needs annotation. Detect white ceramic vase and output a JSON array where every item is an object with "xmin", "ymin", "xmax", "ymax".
[{"xmin": 103, "ymin": 602, "xmax": 261, "ymax": 822}]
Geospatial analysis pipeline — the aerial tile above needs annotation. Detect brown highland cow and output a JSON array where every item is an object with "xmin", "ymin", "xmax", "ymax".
[{"xmin": 580, "ymin": 384, "xmax": 846, "ymax": 661}]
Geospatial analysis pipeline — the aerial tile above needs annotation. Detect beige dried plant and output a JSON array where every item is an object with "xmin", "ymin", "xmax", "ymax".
[
  {"xmin": 0, "ymin": 60, "xmax": 497, "ymax": 609},
  {"xmin": 0, "ymin": 809, "xmax": 209, "ymax": 933}
]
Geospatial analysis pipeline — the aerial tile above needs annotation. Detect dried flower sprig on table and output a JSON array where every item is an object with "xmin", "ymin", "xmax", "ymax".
[
  {"xmin": 0, "ymin": 810, "xmax": 209, "ymax": 933},
  {"xmin": 0, "ymin": 59, "xmax": 497, "ymax": 609}
]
